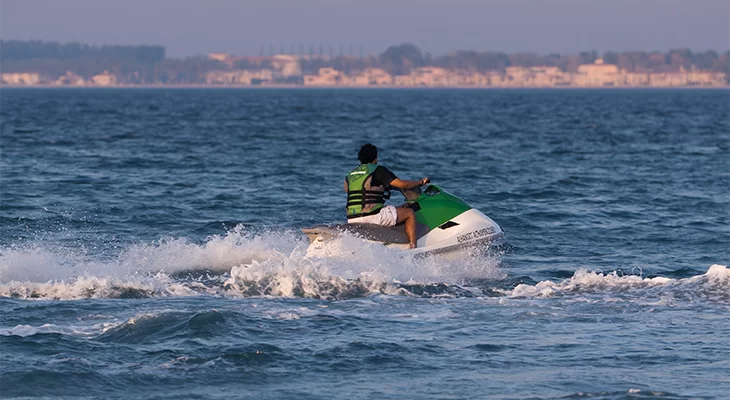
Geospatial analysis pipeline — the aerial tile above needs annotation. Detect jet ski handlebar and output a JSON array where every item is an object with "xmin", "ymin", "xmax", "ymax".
[{"xmin": 389, "ymin": 179, "xmax": 430, "ymax": 202}]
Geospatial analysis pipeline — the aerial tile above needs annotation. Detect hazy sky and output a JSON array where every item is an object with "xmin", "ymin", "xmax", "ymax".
[{"xmin": 1, "ymin": 0, "xmax": 728, "ymax": 58}]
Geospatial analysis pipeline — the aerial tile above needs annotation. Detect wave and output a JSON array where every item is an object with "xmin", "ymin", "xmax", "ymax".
[
  {"xmin": 505, "ymin": 264, "xmax": 729, "ymax": 304},
  {"xmin": 0, "ymin": 323, "xmax": 98, "ymax": 338},
  {"xmin": 561, "ymin": 388, "xmax": 696, "ymax": 399}
]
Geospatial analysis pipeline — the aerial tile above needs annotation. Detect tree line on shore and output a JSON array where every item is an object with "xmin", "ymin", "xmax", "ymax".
[
  {"xmin": 2, "ymin": 40, "xmax": 728, "ymax": 84},
  {"xmin": 310, "ymin": 43, "xmax": 729, "ymax": 76}
]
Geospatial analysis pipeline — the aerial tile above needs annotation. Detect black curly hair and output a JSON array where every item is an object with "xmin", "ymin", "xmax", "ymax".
[{"xmin": 358, "ymin": 143, "xmax": 378, "ymax": 164}]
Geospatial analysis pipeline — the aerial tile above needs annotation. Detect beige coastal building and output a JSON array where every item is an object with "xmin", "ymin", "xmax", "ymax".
[
  {"xmin": 91, "ymin": 71, "xmax": 117, "ymax": 86},
  {"xmin": 1, "ymin": 72, "xmax": 41, "ymax": 85},
  {"xmin": 649, "ymin": 73, "xmax": 687, "ymax": 87},
  {"xmin": 686, "ymin": 70, "xmax": 727, "ymax": 86},
  {"xmin": 205, "ymin": 69, "xmax": 273, "ymax": 85},
  {"xmin": 303, "ymin": 67, "xmax": 343, "ymax": 85},
  {"xmin": 530, "ymin": 66, "xmax": 570, "ymax": 86},
  {"xmin": 502, "ymin": 66, "xmax": 570, "ymax": 87},
  {"xmin": 347, "ymin": 68, "xmax": 392, "ymax": 86},
  {"xmin": 486, "ymin": 71, "xmax": 509, "ymax": 87},
  {"xmin": 394, "ymin": 67, "xmax": 451, "ymax": 86},
  {"xmin": 505, "ymin": 66, "xmax": 530, "ymax": 86},
  {"xmin": 573, "ymin": 58, "xmax": 620, "ymax": 86},
  {"xmin": 449, "ymin": 71, "xmax": 490, "ymax": 87},
  {"xmin": 208, "ymin": 52, "xmax": 232, "ymax": 63},
  {"xmin": 623, "ymin": 72, "xmax": 650, "ymax": 86},
  {"xmin": 55, "ymin": 71, "xmax": 86, "ymax": 86},
  {"xmin": 271, "ymin": 55, "xmax": 301, "ymax": 77}
]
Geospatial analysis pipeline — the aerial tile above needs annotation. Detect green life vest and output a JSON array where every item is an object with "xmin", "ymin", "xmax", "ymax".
[{"xmin": 345, "ymin": 164, "xmax": 386, "ymax": 218}]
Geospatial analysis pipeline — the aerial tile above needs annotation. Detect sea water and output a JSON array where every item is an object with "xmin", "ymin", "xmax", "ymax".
[{"xmin": 1, "ymin": 88, "xmax": 728, "ymax": 399}]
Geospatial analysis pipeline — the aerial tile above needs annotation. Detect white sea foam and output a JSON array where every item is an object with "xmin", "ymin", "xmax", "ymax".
[
  {"xmin": 8, "ymin": 227, "xmax": 723, "ymax": 303},
  {"xmin": 0, "ymin": 323, "xmax": 98, "ymax": 337},
  {"xmin": 507, "ymin": 264, "xmax": 729, "ymax": 302},
  {"xmin": 0, "ymin": 226, "xmax": 504, "ymax": 300},
  {"xmin": 0, "ymin": 245, "xmax": 98, "ymax": 282},
  {"xmin": 0, "ymin": 226, "xmax": 305, "ymax": 283},
  {"xmin": 2, "ymin": 225, "xmax": 725, "ymax": 302},
  {"xmin": 117, "ymin": 225, "xmax": 306, "ymax": 274}
]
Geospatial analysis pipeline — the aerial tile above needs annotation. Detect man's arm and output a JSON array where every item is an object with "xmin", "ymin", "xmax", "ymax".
[
  {"xmin": 389, "ymin": 177, "xmax": 430, "ymax": 190},
  {"xmin": 375, "ymin": 166, "xmax": 428, "ymax": 190}
]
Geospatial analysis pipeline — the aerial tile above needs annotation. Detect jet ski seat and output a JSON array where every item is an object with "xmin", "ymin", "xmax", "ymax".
[{"xmin": 302, "ymin": 222, "xmax": 429, "ymax": 244}]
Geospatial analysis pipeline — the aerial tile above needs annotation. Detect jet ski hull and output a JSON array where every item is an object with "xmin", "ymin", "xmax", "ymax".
[{"xmin": 303, "ymin": 208, "xmax": 503, "ymax": 258}]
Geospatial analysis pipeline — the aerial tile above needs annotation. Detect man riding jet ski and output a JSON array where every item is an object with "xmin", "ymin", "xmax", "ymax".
[
  {"xmin": 341, "ymin": 143, "xmax": 428, "ymax": 248},
  {"xmin": 302, "ymin": 144, "xmax": 503, "ymax": 257}
]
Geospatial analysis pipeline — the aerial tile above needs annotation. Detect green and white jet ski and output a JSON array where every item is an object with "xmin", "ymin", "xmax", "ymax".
[{"xmin": 302, "ymin": 183, "xmax": 504, "ymax": 257}]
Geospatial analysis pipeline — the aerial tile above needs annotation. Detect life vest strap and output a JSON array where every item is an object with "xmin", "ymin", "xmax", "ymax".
[{"xmin": 346, "ymin": 199, "xmax": 384, "ymax": 207}]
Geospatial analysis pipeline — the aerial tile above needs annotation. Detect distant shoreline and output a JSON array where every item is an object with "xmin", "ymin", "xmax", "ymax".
[{"xmin": 2, "ymin": 84, "xmax": 729, "ymax": 90}]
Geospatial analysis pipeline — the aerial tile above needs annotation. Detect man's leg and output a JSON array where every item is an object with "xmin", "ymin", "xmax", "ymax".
[{"xmin": 395, "ymin": 207, "xmax": 417, "ymax": 248}]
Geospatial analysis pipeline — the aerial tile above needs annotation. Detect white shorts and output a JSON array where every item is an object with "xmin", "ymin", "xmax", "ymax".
[{"xmin": 347, "ymin": 205, "xmax": 398, "ymax": 227}]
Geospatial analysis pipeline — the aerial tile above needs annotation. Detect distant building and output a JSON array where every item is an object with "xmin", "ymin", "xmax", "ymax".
[
  {"xmin": 1, "ymin": 72, "xmax": 41, "ymax": 85},
  {"xmin": 205, "ymin": 69, "xmax": 273, "ymax": 85},
  {"xmin": 623, "ymin": 71, "xmax": 650, "ymax": 86},
  {"xmin": 91, "ymin": 71, "xmax": 117, "ymax": 86},
  {"xmin": 303, "ymin": 68, "xmax": 343, "ymax": 86},
  {"xmin": 503, "ymin": 66, "xmax": 569, "ymax": 87},
  {"xmin": 574, "ymin": 58, "xmax": 620, "ymax": 86},
  {"xmin": 529, "ymin": 66, "xmax": 570, "ymax": 86},
  {"xmin": 393, "ymin": 74, "xmax": 415, "ymax": 86},
  {"xmin": 235, "ymin": 56, "xmax": 273, "ymax": 66},
  {"xmin": 271, "ymin": 55, "xmax": 301, "ymax": 77},
  {"xmin": 649, "ymin": 73, "xmax": 688, "ymax": 87},
  {"xmin": 449, "ymin": 71, "xmax": 490, "ymax": 87},
  {"xmin": 505, "ymin": 66, "xmax": 531, "ymax": 86},
  {"xmin": 486, "ymin": 71, "xmax": 508, "ymax": 87},
  {"xmin": 55, "ymin": 71, "xmax": 86, "ymax": 86},
  {"xmin": 686, "ymin": 70, "xmax": 727, "ymax": 86},
  {"xmin": 208, "ymin": 52, "xmax": 231, "ymax": 62},
  {"xmin": 347, "ymin": 68, "xmax": 392, "ymax": 86},
  {"xmin": 394, "ymin": 67, "xmax": 450, "ymax": 86},
  {"xmin": 208, "ymin": 52, "xmax": 235, "ymax": 67}
]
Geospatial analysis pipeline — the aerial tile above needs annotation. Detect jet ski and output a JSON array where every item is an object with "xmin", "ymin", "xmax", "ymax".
[{"xmin": 302, "ymin": 183, "xmax": 504, "ymax": 257}]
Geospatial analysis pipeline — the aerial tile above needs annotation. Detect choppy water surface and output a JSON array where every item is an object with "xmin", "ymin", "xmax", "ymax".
[{"xmin": 1, "ymin": 88, "xmax": 728, "ymax": 399}]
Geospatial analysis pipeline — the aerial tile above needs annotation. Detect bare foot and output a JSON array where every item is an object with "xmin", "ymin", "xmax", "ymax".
[{"xmin": 409, "ymin": 242, "xmax": 416, "ymax": 249}]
